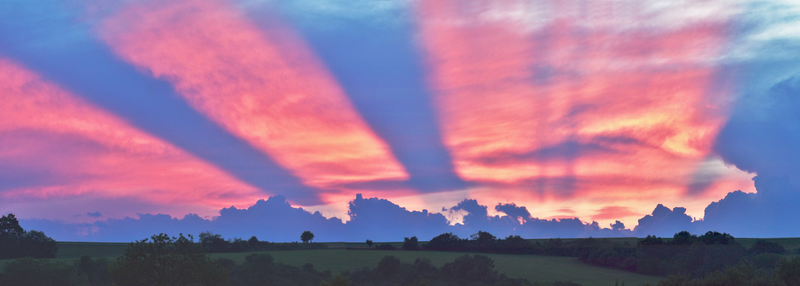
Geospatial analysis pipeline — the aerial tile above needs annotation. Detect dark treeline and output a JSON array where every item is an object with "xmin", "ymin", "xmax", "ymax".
[
  {"xmin": 395, "ymin": 229, "xmax": 796, "ymax": 282},
  {"xmin": 654, "ymin": 257, "xmax": 800, "ymax": 286},
  {"xmin": 413, "ymin": 231, "xmax": 637, "ymax": 271},
  {"xmin": 635, "ymin": 231, "xmax": 792, "ymax": 278},
  {"xmin": 198, "ymin": 231, "xmax": 326, "ymax": 253},
  {"xmin": 335, "ymin": 255, "xmax": 573, "ymax": 286},
  {"xmin": 0, "ymin": 213, "xmax": 57, "ymax": 259},
  {"xmin": 3, "ymin": 221, "xmax": 800, "ymax": 285},
  {"xmin": 0, "ymin": 232, "xmax": 579, "ymax": 286}
]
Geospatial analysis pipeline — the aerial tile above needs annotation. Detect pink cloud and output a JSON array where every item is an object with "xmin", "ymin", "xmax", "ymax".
[
  {"xmin": 592, "ymin": 206, "xmax": 639, "ymax": 221},
  {"xmin": 0, "ymin": 58, "xmax": 264, "ymax": 220},
  {"xmin": 96, "ymin": 0, "xmax": 408, "ymax": 201},
  {"xmin": 416, "ymin": 0, "xmax": 753, "ymax": 226}
]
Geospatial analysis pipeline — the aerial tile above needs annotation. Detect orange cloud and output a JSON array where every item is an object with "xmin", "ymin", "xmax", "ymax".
[
  {"xmin": 416, "ymin": 0, "xmax": 753, "ymax": 226},
  {"xmin": 96, "ymin": 0, "xmax": 408, "ymax": 197},
  {"xmin": 0, "ymin": 58, "xmax": 263, "ymax": 218}
]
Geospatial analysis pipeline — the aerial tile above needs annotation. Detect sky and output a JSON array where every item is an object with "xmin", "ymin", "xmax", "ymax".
[{"xmin": 1, "ymin": 0, "xmax": 799, "ymax": 242}]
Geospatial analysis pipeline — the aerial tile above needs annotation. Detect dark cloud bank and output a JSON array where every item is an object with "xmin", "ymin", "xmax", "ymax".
[
  {"xmin": 20, "ymin": 176, "xmax": 799, "ymax": 242},
  {"xmin": 20, "ymin": 194, "xmax": 634, "ymax": 242}
]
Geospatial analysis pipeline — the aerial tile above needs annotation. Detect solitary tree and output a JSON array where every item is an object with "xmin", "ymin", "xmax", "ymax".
[
  {"xmin": 366, "ymin": 239, "xmax": 373, "ymax": 248},
  {"xmin": 301, "ymin": 231, "xmax": 315, "ymax": 243}
]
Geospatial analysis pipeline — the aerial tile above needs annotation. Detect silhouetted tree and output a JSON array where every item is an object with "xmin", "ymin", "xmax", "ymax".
[
  {"xmin": 440, "ymin": 255, "xmax": 498, "ymax": 283},
  {"xmin": 366, "ymin": 240, "xmax": 373, "ymax": 248},
  {"xmin": 199, "ymin": 231, "xmax": 229, "ymax": 252},
  {"xmin": 75, "ymin": 256, "xmax": 113, "ymax": 286},
  {"xmin": 496, "ymin": 235, "xmax": 533, "ymax": 254},
  {"xmin": 109, "ymin": 233, "xmax": 227, "ymax": 286},
  {"xmin": 402, "ymin": 237, "xmax": 419, "ymax": 250},
  {"xmin": 248, "ymin": 236, "xmax": 260, "ymax": 249},
  {"xmin": 471, "ymin": 231, "xmax": 497, "ymax": 251},
  {"xmin": 376, "ymin": 255, "xmax": 402, "ymax": 278},
  {"xmin": 638, "ymin": 235, "xmax": 665, "ymax": 246},
  {"xmin": 0, "ymin": 213, "xmax": 57, "ymax": 259},
  {"xmin": 0, "ymin": 213, "xmax": 24, "ymax": 259},
  {"xmin": 0, "ymin": 214, "xmax": 23, "ymax": 237},
  {"xmin": 20, "ymin": 230, "xmax": 58, "ymax": 258},
  {"xmin": 423, "ymin": 232, "xmax": 465, "ymax": 251},
  {"xmin": 672, "ymin": 231, "xmax": 697, "ymax": 245},
  {"xmin": 301, "ymin": 231, "xmax": 315, "ymax": 243},
  {"xmin": 698, "ymin": 231, "xmax": 734, "ymax": 245}
]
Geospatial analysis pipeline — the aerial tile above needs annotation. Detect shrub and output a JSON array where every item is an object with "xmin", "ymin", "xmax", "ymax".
[{"xmin": 108, "ymin": 233, "xmax": 227, "ymax": 286}]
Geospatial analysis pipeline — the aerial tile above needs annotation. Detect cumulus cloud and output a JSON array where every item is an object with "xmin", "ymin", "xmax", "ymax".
[
  {"xmin": 494, "ymin": 203, "xmax": 531, "ymax": 224},
  {"xmin": 22, "ymin": 195, "xmax": 640, "ymax": 242},
  {"xmin": 21, "ymin": 195, "xmax": 345, "ymax": 242},
  {"xmin": 698, "ymin": 176, "xmax": 800, "ymax": 237},
  {"xmin": 610, "ymin": 221, "xmax": 626, "ymax": 231},
  {"xmin": 446, "ymin": 199, "xmax": 632, "ymax": 239},
  {"xmin": 634, "ymin": 204, "xmax": 694, "ymax": 237},
  {"xmin": 346, "ymin": 194, "xmax": 450, "ymax": 241},
  {"xmin": 715, "ymin": 75, "xmax": 800, "ymax": 187}
]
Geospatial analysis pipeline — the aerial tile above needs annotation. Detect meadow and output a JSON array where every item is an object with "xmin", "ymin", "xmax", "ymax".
[
  {"xmin": 211, "ymin": 249, "xmax": 662, "ymax": 286},
  {"xmin": 3, "ymin": 240, "xmax": 659, "ymax": 285},
  {"xmin": 2, "ymin": 237, "xmax": 799, "ymax": 286}
]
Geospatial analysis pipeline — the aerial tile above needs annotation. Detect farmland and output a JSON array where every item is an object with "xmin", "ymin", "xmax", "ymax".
[
  {"xmin": 2, "ymin": 237, "xmax": 800, "ymax": 286},
  {"xmin": 210, "ymin": 249, "xmax": 662, "ymax": 286}
]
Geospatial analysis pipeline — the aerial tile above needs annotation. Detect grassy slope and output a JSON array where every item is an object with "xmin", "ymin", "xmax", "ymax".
[
  {"xmin": 737, "ymin": 238, "xmax": 800, "ymax": 252},
  {"xmin": 56, "ymin": 242, "xmax": 129, "ymax": 259},
  {"xmin": 210, "ymin": 249, "xmax": 663, "ymax": 286},
  {"xmin": 4, "ymin": 237, "xmax": 800, "ymax": 285}
]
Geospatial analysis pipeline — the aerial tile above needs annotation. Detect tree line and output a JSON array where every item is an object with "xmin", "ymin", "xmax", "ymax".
[
  {"xmin": 0, "ymin": 232, "xmax": 578, "ymax": 286},
  {"xmin": 197, "ymin": 231, "xmax": 325, "ymax": 253},
  {"xmin": 0, "ymin": 213, "xmax": 57, "ymax": 259},
  {"xmin": 3, "ymin": 215, "xmax": 800, "ymax": 286},
  {"xmin": 361, "ymin": 229, "xmax": 799, "ymax": 284}
]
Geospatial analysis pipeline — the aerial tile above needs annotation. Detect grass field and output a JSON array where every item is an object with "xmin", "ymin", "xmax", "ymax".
[
  {"xmin": 210, "ymin": 249, "xmax": 663, "ymax": 286},
  {"xmin": 3, "ymin": 237, "xmax": 800, "ymax": 285},
  {"xmin": 738, "ymin": 238, "xmax": 800, "ymax": 252},
  {"xmin": 56, "ymin": 242, "xmax": 129, "ymax": 259}
]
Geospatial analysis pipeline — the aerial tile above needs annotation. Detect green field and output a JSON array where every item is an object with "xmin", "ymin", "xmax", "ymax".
[
  {"xmin": 738, "ymin": 237, "xmax": 800, "ymax": 252},
  {"xmin": 4, "ymin": 237, "xmax": 800, "ymax": 285},
  {"xmin": 210, "ymin": 249, "xmax": 662, "ymax": 286},
  {"xmin": 56, "ymin": 242, "xmax": 129, "ymax": 259}
]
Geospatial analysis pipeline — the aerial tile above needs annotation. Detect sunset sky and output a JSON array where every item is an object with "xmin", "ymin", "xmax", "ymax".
[{"xmin": 1, "ymin": 0, "xmax": 799, "ymax": 241}]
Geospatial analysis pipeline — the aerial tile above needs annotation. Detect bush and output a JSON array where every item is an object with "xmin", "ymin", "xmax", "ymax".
[
  {"xmin": 423, "ymin": 233, "xmax": 466, "ymax": 251},
  {"xmin": 108, "ymin": 233, "xmax": 227, "ymax": 286},
  {"xmin": 75, "ymin": 256, "xmax": 113, "ymax": 286},
  {"xmin": 402, "ymin": 237, "xmax": 420, "ymax": 250},
  {"xmin": 776, "ymin": 257, "xmax": 800, "ymax": 286},
  {"xmin": 222, "ymin": 253, "xmax": 330, "ymax": 286},
  {"xmin": 0, "ymin": 258, "xmax": 87, "ymax": 286},
  {"xmin": 0, "ymin": 214, "xmax": 58, "ymax": 259},
  {"xmin": 20, "ymin": 230, "xmax": 58, "ymax": 258},
  {"xmin": 441, "ymin": 255, "xmax": 498, "ymax": 283}
]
